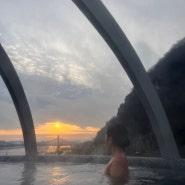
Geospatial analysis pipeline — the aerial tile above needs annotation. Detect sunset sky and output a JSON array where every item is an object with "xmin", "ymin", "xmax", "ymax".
[
  {"xmin": 0, "ymin": 0, "xmax": 185, "ymax": 141},
  {"xmin": 0, "ymin": 121, "xmax": 100, "ymax": 141}
]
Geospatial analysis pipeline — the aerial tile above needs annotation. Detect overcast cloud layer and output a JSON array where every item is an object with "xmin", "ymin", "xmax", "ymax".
[{"xmin": 0, "ymin": 0, "xmax": 185, "ymax": 137}]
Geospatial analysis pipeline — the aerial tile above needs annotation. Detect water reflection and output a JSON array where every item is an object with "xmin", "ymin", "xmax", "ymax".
[
  {"xmin": 19, "ymin": 162, "xmax": 36, "ymax": 185},
  {"xmin": 9, "ymin": 162, "xmax": 185, "ymax": 185},
  {"xmin": 50, "ymin": 166, "xmax": 69, "ymax": 184}
]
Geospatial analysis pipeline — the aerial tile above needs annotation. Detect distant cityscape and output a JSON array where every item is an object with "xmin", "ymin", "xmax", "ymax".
[{"xmin": 0, "ymin": 136, "xmax": 98, "ymax": 156}]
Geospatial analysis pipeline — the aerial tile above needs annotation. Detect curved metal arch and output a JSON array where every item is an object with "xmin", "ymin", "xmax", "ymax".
[
  {"xmin": 0, "ymin": 44, "xmax": 37, "ymax": 159},
  {"xmin": 72, "ymin": 0, "xmax": 180, "ymax": 159}
]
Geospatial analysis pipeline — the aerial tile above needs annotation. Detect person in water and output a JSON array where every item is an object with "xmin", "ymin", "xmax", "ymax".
[{"xmin": 104, "ymin": 118, "xmax": 130, "ymax": 184}]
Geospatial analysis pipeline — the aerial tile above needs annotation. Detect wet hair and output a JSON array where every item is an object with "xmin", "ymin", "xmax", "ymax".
[{"xmin": 106, "ymin": 119, "xmax": 130, "ymax": 150}]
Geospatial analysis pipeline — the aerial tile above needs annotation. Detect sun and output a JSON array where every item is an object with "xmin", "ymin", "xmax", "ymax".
[
  {"xmin": 55, "ymin": 123, "xmax": 61, "ymax": 129},
  {"xmin": 34, "ymin": 121, "xmax": 100, "ymax": 141}
]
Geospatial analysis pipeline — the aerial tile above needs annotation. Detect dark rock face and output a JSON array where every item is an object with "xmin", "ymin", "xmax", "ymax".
[{"xmin": 94, "ymin": 38, "xmax": 185, "ymax": 157}]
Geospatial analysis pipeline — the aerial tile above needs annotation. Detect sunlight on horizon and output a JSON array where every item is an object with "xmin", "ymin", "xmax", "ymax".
[{"xmin": 0, "ymin": 121, "xmax": 100, "ymax": 141}]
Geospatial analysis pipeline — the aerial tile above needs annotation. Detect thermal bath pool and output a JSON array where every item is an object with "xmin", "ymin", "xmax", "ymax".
[{"xmin": 0, "ymin": 160, "xmax": 185, "ymax": 185}]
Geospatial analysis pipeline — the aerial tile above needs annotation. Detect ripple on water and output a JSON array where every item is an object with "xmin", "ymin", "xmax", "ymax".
[{"xmin": 0, "ymin": 162, "xmax": 185, "ymax": 185}]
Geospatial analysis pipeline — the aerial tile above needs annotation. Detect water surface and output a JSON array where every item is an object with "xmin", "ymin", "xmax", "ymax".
[{"xmin": 0, "ymin": 162, "xmax": 185, "ymax": 185}]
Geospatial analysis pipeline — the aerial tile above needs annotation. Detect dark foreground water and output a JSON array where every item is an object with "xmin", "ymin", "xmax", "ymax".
[{"xmin": 0, "ymin": 162, "xmax": 185, "ymax": 185}]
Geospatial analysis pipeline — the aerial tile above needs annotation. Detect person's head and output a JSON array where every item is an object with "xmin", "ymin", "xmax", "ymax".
[{"xmin": 105, "ymin": 118, "xmax": 130, "ymax": 151}]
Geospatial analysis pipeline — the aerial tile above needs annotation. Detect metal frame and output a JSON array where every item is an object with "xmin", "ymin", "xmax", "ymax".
[
  {"xmin": 0, "ymin": 44, "xmax": 37, "ymax": 159},
  {"xmin": 0, "ymin": 0, "xmax": 180, "ymax": 159},
  {"xmin": 72, "ymin": 0, "xmax": 180, "ymax": 159}
]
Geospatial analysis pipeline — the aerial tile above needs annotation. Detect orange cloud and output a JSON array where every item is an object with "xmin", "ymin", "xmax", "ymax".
[
  {"xmin": 0, "ymin": 129, "xmax": 22, "ymax": 135},
  {"xmin": 0, "ymin": 129, "xmax": 23, "ymax": 141},
  {"xmin": 0, "ymin": 121, "xmax": 100, "ymax": 141},
  {"xmin": 35, "ymin": 121, "xmax": 100, "ymax": 140}
]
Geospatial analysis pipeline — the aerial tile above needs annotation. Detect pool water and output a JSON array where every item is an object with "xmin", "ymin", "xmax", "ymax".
[{"xmin": 0, "ymin": 162, "xmax": 185, "ymax": 185}]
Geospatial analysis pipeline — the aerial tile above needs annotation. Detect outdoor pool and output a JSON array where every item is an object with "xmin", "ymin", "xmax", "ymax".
[{"xmin": 0, "ymin": 160, "xmax": 185, "ymax": 185}]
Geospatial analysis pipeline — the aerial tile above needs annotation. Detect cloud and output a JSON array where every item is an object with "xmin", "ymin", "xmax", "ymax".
[
  {"xmin": 36, "ymin": 121, "xmax": 99, "ymax": 136},
  {"xmin": 0, "ymin": 0, "xmax": 185, "ymax": 141},
  {"xmin": 0, "ymin": 121, "xmax": 100, "ymax": 141},
  {"xmin": 0, "ymin": 80, "xmax": 20, "ymax": 129},
  {"xmin": 0, "ymin": 65, "xmax": 131, "ymax": 131},
  {"xmin": 102, "ymin": 0, "xmax": 185, "ymax": 69},
  {"xmin": 135, "ymin": 41, "xmax": 158, "ymax": 69},
  {"xmin": 0, "ymin": 129, "xmax": 22, "ymax": 136}
]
